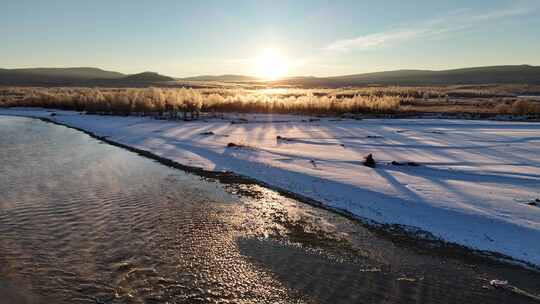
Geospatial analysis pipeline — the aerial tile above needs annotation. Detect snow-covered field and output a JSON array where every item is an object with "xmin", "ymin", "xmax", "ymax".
[{"xmin": 2, "ymin": 108, "xmax": 540, "ymax": 266}]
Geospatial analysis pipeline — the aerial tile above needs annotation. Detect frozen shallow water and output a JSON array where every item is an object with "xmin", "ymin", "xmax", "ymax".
[{"xmin": 1, "ymin": 109, "xmax": 540, "ymax": 267}]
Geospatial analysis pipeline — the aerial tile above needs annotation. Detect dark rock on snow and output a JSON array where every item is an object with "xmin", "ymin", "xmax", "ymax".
[{"xmin": 364, "ymin": 154, "xmax": 376, "ymax": 168}]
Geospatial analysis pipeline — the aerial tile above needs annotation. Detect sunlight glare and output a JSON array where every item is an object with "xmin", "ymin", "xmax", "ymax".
[{"xmin": 254, "ymin": 48, "xmax": 288, "ymax": 80}]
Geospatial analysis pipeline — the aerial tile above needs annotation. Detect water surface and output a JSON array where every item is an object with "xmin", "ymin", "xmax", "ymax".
[{"xmin": 1, "ymin": 116, "xmax": 539, "ymax": 304}]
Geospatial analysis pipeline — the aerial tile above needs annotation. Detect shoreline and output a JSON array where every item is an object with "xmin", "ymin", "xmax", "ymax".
[
  {"xmin": 1, "ymin": 108, "xmax": 540, "ymax": 269},
  {"xmin": 28, "ymin": 116, "xmax": 540, "ymax": 270}
]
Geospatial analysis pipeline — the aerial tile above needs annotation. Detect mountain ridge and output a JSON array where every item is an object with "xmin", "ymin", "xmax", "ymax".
[{"xmin": 1, "ymin": 65, "xmax": 539, "ymax": 87}]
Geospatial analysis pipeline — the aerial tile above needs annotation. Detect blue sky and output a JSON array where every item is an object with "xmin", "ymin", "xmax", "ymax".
[{"xmin": 1, "ymin": 0, "xmax": 539, "ymax": 77}]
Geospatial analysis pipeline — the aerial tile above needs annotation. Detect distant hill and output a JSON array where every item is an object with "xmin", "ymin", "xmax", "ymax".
[
  {"xmin": 121, "ymin": 71, "xmax": 175, "ymax": 83},
  {"xmin": 179, "ymin": 74, "xmax": 259, "ymax": 82},
  {"xmin": 1, "ymin": 65, "xmax": 540, "ymax": 87},
  {"xmin": 0, "ymin": 67, "xmax": 125, "ymax": 85},
  {"xmin": 4, "ymin": 67, "xmax": 124, "ymax": 79},
  {"xmin": 0, "ymin": 68, "xmax": 175, "ymax": 86},
  {"xmin": 274, "ymin": 65, "xmax": 540, "ymax": 87}
]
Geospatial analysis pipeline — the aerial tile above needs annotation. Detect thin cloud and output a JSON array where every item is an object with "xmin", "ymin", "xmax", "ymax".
[{"xmin": 325, "ymin": 6, "xmax": 535, "ymax": 52}]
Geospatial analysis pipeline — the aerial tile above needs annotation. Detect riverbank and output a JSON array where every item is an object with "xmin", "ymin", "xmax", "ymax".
[{"xmin": 2, "ymin": 107, "xmax": 540, "ymax": 267}]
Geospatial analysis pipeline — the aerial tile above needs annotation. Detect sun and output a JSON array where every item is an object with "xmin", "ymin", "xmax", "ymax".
[{"xmin": 253, "ymin": 48, "xmax": 288, "ymax": 80}]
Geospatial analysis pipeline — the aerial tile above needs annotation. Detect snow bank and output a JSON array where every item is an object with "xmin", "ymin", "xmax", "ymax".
[{"xmin": 2, "ymin": 108, "xmax": 540, "ymax": 266}]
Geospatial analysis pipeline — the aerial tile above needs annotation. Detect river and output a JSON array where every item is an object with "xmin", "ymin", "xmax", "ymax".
[{"xmin": 0, "ymin": 116, "xmax": 539, "ymax": 303}]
